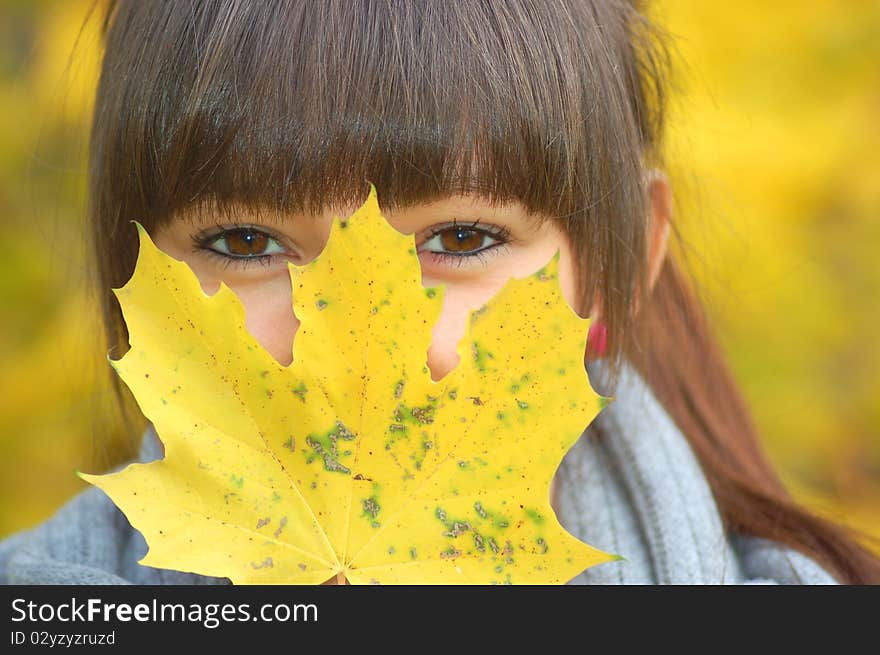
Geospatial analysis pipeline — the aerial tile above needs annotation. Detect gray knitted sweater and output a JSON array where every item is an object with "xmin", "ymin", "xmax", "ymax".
[{"xmin": 0, "ymin": 361, "xmax": 837, "ymax": 585}]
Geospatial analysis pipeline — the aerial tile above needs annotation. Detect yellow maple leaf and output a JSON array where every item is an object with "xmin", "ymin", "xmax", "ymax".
[{"xmin": 80, "ymin": 185, "xmax": 616, "ymax": 584}]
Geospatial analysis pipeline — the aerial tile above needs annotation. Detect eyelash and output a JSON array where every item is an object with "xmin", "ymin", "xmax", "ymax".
[{"xmin": 190, "ymin": 219, "xmax": 512, "ymax": 270}]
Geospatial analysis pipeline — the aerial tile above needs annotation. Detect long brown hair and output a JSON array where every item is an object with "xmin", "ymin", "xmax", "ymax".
[{"xmin": 86, "ymin": 0, "xmax": 880, "ymax": 582}]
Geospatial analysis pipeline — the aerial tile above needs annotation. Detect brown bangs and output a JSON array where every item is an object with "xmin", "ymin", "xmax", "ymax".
[{"xmin": 93, "ymin": 1, "xmax": 652, "ymax": 227}]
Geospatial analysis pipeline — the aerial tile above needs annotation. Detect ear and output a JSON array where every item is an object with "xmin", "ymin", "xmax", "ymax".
[{"xmin": 645, "ymin": 168, "xmax": 672, "ymax": 292}]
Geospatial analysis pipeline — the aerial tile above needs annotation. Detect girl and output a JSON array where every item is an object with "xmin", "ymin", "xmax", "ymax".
[{"xmin": 2, "ymin": 0, "xmax": 878, "ymax": 584}]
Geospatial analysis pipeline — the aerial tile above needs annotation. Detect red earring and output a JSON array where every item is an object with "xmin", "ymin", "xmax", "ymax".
[{"xmin": 585, "ymin": 320, "xmax": 608, "ymax": 360}]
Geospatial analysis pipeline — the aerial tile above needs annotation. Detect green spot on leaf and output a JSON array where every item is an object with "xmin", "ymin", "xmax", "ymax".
[
  {"xmin": 471, "ymin": 341, "xmax": 494, "ymax": 372},
  {"xmin": 291, "ymin": 382, "xmax": 308, "ymax": 402},
  {"xmin": 305, "ymin": 421, "xmax": 355, "ymax": 474},
  {"xmin": 362, "ymin": 496, "xmax": 381, "ymax": 526}
]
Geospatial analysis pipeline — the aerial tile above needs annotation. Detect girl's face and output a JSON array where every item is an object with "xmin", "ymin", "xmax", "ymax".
[{"xmin": 153, "ymin": 195, "xmax": 581, "ymax": 381}]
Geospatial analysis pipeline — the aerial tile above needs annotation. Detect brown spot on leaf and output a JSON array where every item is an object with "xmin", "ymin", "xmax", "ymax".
[
  {"xmin": 273, "ymin": 516, "xmax": 288, "ymax": 539},
  {"xmin": 410, "ymin": 405, "xmax": 435, "ymax": 425},
  {"xmin": 443, "ymin": 521, "xmax": 471, "ymax": 538},
  {"xmin": 306, "ymin": 436, "xmax": 351, "ymax": 474},
  {"xmin": 362, "ymin": 497, "xmax": 380, "ymax": 519}
]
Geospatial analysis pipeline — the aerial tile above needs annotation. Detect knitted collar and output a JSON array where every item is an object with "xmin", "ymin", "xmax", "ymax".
[{"xmin": 553, "ymin": 359, "xmax": 733, "ymax": 584}]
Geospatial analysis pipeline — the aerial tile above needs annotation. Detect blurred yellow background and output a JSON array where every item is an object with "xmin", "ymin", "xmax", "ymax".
[{"xmin": 1, "ymin": 0, "xmax": 878, "ymax": 548}]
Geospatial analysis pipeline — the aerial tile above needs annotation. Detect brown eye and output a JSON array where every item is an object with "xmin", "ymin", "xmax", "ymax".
[
  {"xmin": 418, "ymin": 222, "xmax": 510, "ymax": 264},
  {"xmin": 439, "ymin": 226, "xmax": 485, "ymax": 253},
  {"xmin": 205, "ymin": 227, "xmax": 285, "ymax": 260},
  {"xmin": 223, "ymin": 228, "xmax": 269, "ymax": 256}
]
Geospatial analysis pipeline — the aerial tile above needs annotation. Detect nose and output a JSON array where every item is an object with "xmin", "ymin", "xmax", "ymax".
[{"xmin": 238, "ymin": 274, "xmax": 301, "ymax": 367}]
